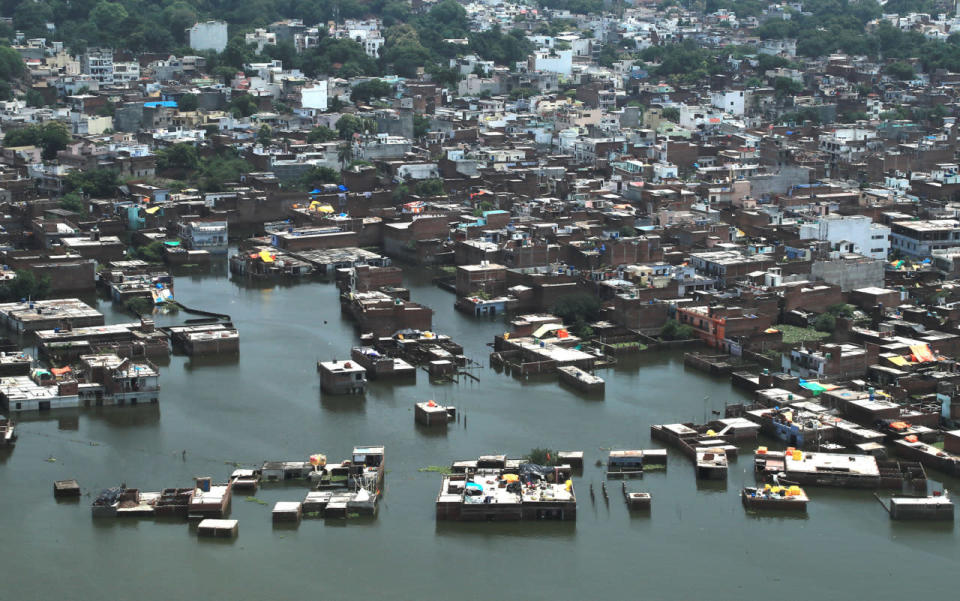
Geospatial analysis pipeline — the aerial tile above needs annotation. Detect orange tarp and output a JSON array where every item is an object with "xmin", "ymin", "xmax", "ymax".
[{"xmin": 909, "ymin": 344, "xmax": 935, "ymax": 363}]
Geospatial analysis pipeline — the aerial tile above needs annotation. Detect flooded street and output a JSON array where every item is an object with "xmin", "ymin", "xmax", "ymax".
[{"xmin": 1, "ymin": 256, "xmax": 957, "ymax": 600}]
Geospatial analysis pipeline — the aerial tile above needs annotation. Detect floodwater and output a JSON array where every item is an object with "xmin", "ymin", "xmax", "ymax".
[{"xmin": 1, "ymin": 255, "xmax": 956, "ymax": 600}]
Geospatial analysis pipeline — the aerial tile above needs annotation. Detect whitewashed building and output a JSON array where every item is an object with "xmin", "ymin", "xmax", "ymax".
[{"xmin": 187, "ymin": 21, "xmax": 229, "ymax": 53}]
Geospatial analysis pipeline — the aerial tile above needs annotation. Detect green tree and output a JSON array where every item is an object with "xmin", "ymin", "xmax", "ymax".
[
  {"xmin": 178, "ymin": 93, "xmax": 198, "ymax": 112},
  {"xmin": 197, "ymin": 150, "xmax": 252, "ymax": 191},
  {"xmin": 13, "ymin": 2, "xmax": 53, "ymax": 36},
  {"xmin": 300, "ymin": 165, "xmax": 340, "ymax": 187},
  {"xmin": 0, "ymin": 46, "xmax": 25, "ymax": 81},
  {"xmin": 0, "ymin": 269, "xmax": 51, "ymax": 302},
  {"xmin": 413, "ymin": 114, "xmax": 430, "ymax": 137},
  {"xmin": 414, "ymin": 178, "xmax": 444, "ymax": 196},
  {"xmin": 553, "ymin": 293, "xmax": 601, "ymax": 324},
  {"xmin": 333, "ymin": 142, "xmax": 352, "ymax": 169},
  {"xmin": 827, "ymin": 303, "xmax": 855, "ymax": 318},
  {"xmin": 773, "ymin": 76, "xmax": 803, "ymax": 97},
  {"xmin": 25, "ymin": 90, "xmax": 46, "ymax": 107},
  {"xmin": 661, "ymin": 107, "xmax": 680, "ymax": 122},
  {"xmin": 222, "ymin": 37, "xmax": 255, "ymax": 70},
  {"xmin": 886, "ymin": 61, "xmax": 915, "ymax": 80},
  {"xmin": 660, "ymin": 319, "xmax": 695, "ymax": 340},
  {"xmin": 59, "ymin": 192, "xmax": 86, "ymax": 214},
  {"xmin": 90, "ymin": 1, "xmax": 128, "ymax": 39},
  {"xmin": 336, "ymin": 114, "xmax": 374, "ymax": 140},
  {"xmin": 3, "ymin": 122, "xmax": 72, "ymax": 160},
  {"xmin": 641, "ymin": 40, "xmax": 720, "ymax": 82},
  {"xmin": 382, "ymin": 38, "xmax": 432, "ymax": 77},
  {"xmin": 163, "ymin": 1, "xmax": 198, "ymax": 45},
  {"xmin": 213, "ymin": 66, "xmax": 239, "ymax": 85},
  {"xmin": 392, "ymin": 183, "xmax": 410, "ymax": 202},
  {"xmin": 256, "ymin": 124, "xmax": 273, "ymax": 145},
  {"xmin": 133, "ymin": 240, "xmax": 167, "ymax": 263},
  {"xmin": 426, "ymin": 63, "xmax": 460, "ymax": 88},
  {"xmin": 229, "ymin": 93, "xmax": 259, "ymax": 118},
  {"xmin": 757, "ymin": 53, "xmax": 793, "ymax": 72},
  {"xmin": 813, "ymin": 313, "xmax": 837, "ymax": 333},
  {"xmin": 383, "ymin": 0, "xmax": 412, "ymax": 26},
  {"xmin": 65, "ymin": 168, "xmax": 119, "ymax": 197},
  {"xmin": 416, "ymin": 0, "xmax": 470, "ymax": 51},
  {"xmin": 300, "ymin": 36, "xmax": 379, "ymax": 78},
  {"xmin": 350, "ymin": 79, "xmax": 394, "ymax": 105},
  {"xmin": 156, "ymin": 143, "xmax": 200, "ymax": 170},
  {"xmin": 306, "ymin": 126, "xmax": 338, "ymax": 143},
  {"xmin": 468, "ymin": 25, "xmax": 533, "ymax": 65},
  {"xmin": 508, "ymin": 86, "xmax": 537, "ymax": 100}
]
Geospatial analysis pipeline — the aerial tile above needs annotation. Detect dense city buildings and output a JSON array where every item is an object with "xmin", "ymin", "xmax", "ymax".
[{"xmin": 2, "ymin": 0, "xmax": 960, "ymax": 598}]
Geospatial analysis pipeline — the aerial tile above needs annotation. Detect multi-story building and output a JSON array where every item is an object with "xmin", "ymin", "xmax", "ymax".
[
  {"xmin": 675, "ymin": 305, "xmax": 775, "ymax": 349},
  {"xmin": 798, "ymin": 215, "xmax": 890, "ymax": 259},
  {"xmin": 349, "ymin": 29, "xmax": 384, "ymax": 58},
  {"xmin": 781, "ymin": 343, "xmax": 869, "ymax": 380},
  {"xmin": 79, "ymin": 354, "xmax": 160, "ymax": 406},
  {"xmin": 529, "ymin": 49, "xmax": 573, "ymax": 76},
  {"xmin": 710, "ymin": 89, "xmax": 746, "ymax": 116},
  {"xmin": 112, "ymin": 61, "xmax": 140, "ymax": 84},
  {"xmin": 179, "ymin": 220, "xmax": 228, "ymax": 254},
  {"xmin": 245, "ymin": 28, "xmax": 278, "ymax": 54},
  {"xmin": 81, "ymin": 48, "xmax": 113, "ymax": 84},
  {"xmin": 890, "ymin": 219, "xmax": 960, "ymax": 258},
  {"xmin": 689, "ymin": 250, "xmax": 776, "ymax": 286}
]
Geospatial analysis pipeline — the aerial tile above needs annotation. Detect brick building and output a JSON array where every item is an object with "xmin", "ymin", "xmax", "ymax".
[
  {"xmin": 676, "ymin": 305, "xmax": 776, "ymax": 349},
  {"xmin": 456, "ymin": 263, "xmax": 507, "ymax": 297}
]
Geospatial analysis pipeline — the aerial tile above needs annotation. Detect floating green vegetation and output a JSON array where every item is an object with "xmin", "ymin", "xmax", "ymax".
[
  {"xmin": 245, "ymin": 496, "xmax": 267, "ymax": 505},
  {"xmin": 418, "ymin": 466, "xmax": 453, "ymax": 474},
  {"xmin": 609, "ymin": 341, "xmax": 648, "ymax": 350}
]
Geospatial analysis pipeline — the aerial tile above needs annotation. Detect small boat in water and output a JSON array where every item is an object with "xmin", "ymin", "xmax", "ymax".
[
  {"xmin": 742, "ymin": 485, "xmax": 808, "ymax": 512},
  {"xmin": 0, "ymin": 415, "xmax": 15, "ymax": 446}
]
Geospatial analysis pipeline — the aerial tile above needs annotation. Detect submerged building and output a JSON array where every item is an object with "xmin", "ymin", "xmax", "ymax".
[{"xmin": 436, "ymin": 455, "xmax": 576, "ymax": 521}]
